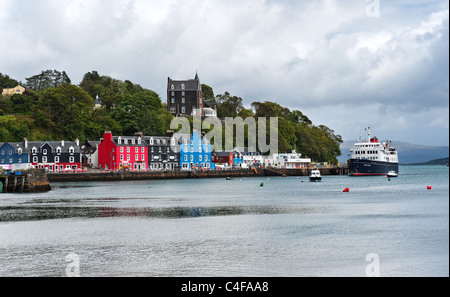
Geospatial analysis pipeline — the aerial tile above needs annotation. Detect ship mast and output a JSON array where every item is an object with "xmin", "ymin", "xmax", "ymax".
[{"xmin": 366, "ymin": 126, "xmax": 371, "ymax": 142}]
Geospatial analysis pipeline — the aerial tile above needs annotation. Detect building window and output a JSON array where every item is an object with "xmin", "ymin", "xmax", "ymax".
[
  {"xmin": 199, "ymin": 155, "xmax": 202, "ymax": 162},
  {"xmin": 18, "ymin": 158, "xmax": 22, "ymax": 163},
  {"xmin": 150, "ymin": 138, "xmax": 154, "ymax": 145},
  {"xmin": 32, "ymin": 147, "xmax": 37, "ymax": 154},
  {"xmin": 182, "ymin": 97, "xmax": 185, "ymax": 103},
  {"xmin": 0, "ymin": 150, "xmax": 4, "ymax": 155},
  {"xmin": 182, "ymin": 91, "xmax": 185, "ymax": 96},
  {"xmin": 42, "ymin": 156, "xmax": 47, "ymax": 163},
  {"xmin": 120, "ymin": 154, "xmax": 124, "ymax": 161},
  {"xmin": 135, "ymin": 154, "xmax": 139, "ymax": 160},
  {"xmin": 120, "ymin": 147, "xmax": 124, "ymax": 153},
  {"xmin": 127, "ymin": 147, "xmax": 130, "ymax": 153},
  {"xmin": 18, "ymin": 148, "xmax": 22, "ymax": 155},
  {"xmin": 132, "ymin": 139, "xmax": 135, "ymax": 145},
  {"xmin": 171, "ymin": 98, "xmax": 175, "ymax": 104},
  {"xmin": 205, "ymin": 155, "xmax": 208, "ymax": 162},
  {"xmin": 182, "ymin": 106, "xmax": 185, "ymax": 113},
  {"xmin": 181, "ymin": 83, "xmax": 185, "ymax": 89},
  {"xmin": 9, "ymin": 149, "xmax": 13, "ymax": 155},
  {"xmin": 33, "ymin": 156, "xmax": 38, "ymax": 163},
  {"xmin": 190, "ymin": 155, "xmax": 194, "ymax": 162},
  {"xmin": 69, "ymin": 156, "xmax": 74, "ymax": 163},
  {"xmin": 171, "ymin": 84, "xmax": 175, "ymax": 90},
  {"xmin": 142, "ymin": 154, "xmax": 145, "ymax": 161},
  {"xmin": 55, "ymin": 156, "xmax": 60, "ymax": 163},
  {"xmin": 184, "ymin": 155, "xmax": 188, "ymax": 162},
  {"xmin": 141, "ymin": 147, "xmax": 145, "ymax": 153},
  {"xmin": 135, "ymin": 147, "xmax": 139, "ymax": 153},
  {"xmin": 43, "ymin": 149, "xmax": 47, "ymax": 155},
  {"xmin": 69, "ymin": 147, "xmax": 74, "ymax": 154},
  {"xmin": 56, "ymin": 147, "xmax": 61, "ymax": 154},
  {"xmin": 127, "ymin": 154, "xmax": 130, "ymax": 161}
]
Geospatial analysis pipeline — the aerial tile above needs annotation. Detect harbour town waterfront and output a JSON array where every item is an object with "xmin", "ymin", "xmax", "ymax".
[{"xmin": 0, "ymin": 165, "xmax": 448, "ymax": 277}]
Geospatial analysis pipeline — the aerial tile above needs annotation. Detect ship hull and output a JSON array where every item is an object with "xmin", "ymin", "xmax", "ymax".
[{"xmin": 347, "ymin": 159, "xmax": 399, "ymax": 176}]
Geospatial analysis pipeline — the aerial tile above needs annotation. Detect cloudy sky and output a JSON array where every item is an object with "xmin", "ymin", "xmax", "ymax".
[{"xmin": 1, "ymin": 0, "xmax": 448, "ymax": 146}]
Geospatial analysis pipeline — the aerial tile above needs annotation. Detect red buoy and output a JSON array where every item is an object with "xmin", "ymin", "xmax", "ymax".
[
  {"xmin": 427, "ymin": 185, "xmax": 432, "ymax": 190},
  {"xmin": 343, "ymin": 187, "xmax": 350, "ymax": 192}
]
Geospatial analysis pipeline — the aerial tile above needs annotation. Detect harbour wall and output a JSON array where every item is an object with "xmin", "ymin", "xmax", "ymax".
[
  {"xmin": 47, "ymin": 167, "xmax": 348, "ymax": 183},
  {"xmin": 0, "ymin": 169, "xmax": 51, "ymax": 193},
  {"xmin": 47, "ymin": 168, "xmax": 265, "ymax": 183}
]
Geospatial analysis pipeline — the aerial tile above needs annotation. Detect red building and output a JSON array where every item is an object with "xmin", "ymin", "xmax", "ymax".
[
  {"xmin": 98, "ymin": 131, "xmax": 148, "ymax": 171},
  {"xmin": 211, "ymin": 151, "xmax": 233, "ymax": 167}
]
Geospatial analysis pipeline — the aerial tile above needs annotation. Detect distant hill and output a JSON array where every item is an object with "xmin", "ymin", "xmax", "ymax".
[
  {"xmin": 404, "ymin": 157, "xmax": 449, "ymax": 166},
  {"xmin": 338, "ymin": 140, "xmax": 449, "ymax": 164}
]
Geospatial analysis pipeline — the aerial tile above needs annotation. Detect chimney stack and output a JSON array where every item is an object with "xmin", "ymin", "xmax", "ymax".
[
  {"xmin": 104, "ymin": 131, "xmax": 113, "ymax": 142},
  {"xmin": 23, "ymin": 138, "xmax": 28, "ymax": 148}
]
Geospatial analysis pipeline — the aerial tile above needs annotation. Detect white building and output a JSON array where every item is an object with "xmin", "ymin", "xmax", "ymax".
[
  {"xmin": 264, "ymin": 150, "xmax": 311, "ymax": 169},
  {"xmin": 234, "ymin": 147, "xmax": 263, "ymax": 167}
]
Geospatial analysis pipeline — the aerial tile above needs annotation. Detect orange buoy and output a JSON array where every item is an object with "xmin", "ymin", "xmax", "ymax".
[
  {"xmin": 343, "ymin": 187, "xmax": 350, "ymax": 192},
  {"xmin": 427, "ymin": 185, "xmax": 432, "ymax": 190}
]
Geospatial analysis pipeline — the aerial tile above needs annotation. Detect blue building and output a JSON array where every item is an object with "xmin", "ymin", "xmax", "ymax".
[
  {"xmin": 0, "ymin": 142, "xmax": 29, "ymax": 170},
  {"xmin": 179, "ymin": 131, "xmax": 214, "ymax": 170}
]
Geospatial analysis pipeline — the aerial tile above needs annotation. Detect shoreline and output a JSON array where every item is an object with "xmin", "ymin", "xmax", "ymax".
[{"xmin": 46, "ymin": 167, "xmax": 349, "ymax": 183}]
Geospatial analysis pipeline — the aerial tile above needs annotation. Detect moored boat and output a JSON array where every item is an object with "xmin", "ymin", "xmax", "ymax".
[
  {"xmin": 309, "ymin": 169, "xmax": 322, "ymax": 182},
  {"xmin": 387, "ymin": 171, "xmax": 398, "ymax": 178},
  {"xmin": 348, "ymin": 127, "xmax": 399, "ymax": 176}
]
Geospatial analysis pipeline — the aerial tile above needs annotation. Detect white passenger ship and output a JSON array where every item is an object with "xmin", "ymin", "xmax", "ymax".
[{"xmin": 347, "ymin": 127, "xmax": 399, "ymax": 176}]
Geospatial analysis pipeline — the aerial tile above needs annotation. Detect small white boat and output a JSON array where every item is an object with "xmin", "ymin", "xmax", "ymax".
[
  {"xmin": 309, "ymin": 169, "xmax": 322, "ymax": 182},
  {"xmin": 387, "ymin": 171, "xmax": 398, "ymax": 178}
]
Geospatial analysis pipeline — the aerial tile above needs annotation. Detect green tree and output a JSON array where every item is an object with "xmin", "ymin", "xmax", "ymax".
[
  {"xmin": 36, "ymin": 84, "xmax": 94, "ymax": 140},
  {"xmin": 216, "ymin": 92, "xmax": 244, "ymax": 118},
  {"xmin": 111, "ymin": 88, "xmax": 165, "ymax": 136},
  {"xmin": 0, "ymin": 73, "xmax": 19, "ymax": 91},
  {"xmin": 25, "ymin": 69, "xmax": 71, "ymax": 91}
]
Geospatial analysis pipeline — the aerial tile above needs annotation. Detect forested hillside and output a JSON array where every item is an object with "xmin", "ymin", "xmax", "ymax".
[{"xmin": 1, "ymin": 70, "xmax": 342, "ymax": 163}]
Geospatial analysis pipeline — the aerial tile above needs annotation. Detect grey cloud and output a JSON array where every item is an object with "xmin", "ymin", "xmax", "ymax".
[{"xmin": 0, "ymin": 0, "xmax": 448, "ymax": 145}]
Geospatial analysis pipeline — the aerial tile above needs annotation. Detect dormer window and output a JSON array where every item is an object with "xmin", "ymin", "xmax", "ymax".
[
  {"xmin": 150, "ymin": 137, "xmax": 154, "ymax": 145},
  {"xmin": 32, "ymin": 147, "xmax": 37, "ymax": 154},
  {"xmin": 118, "ymin": 137, "xmax": 122, "ymax": 144},
  {"xmin": 171, "ymin": 84, "xmax": 175, "ymax": 90},
  {"xmin": 43, "ymin": 149, "xmax": 47, "ymax": 155},
  {"xmin": 18, "ymin": 148, "xmax": 22, "ymax": 155},
  {"xmin": 181, "ymin": 83, "xmax": 185, "ymax": 89},
  {"xmin": 132, "ymin": 139, "xmax": 135, "ymax": 145},
  {"xmin": 69, "ymin": 147, "xmax": 74, "ymax": 154},
  {"xmin": 138, "ymin": 138, "xmax": 141, "ymax": 145},
  {"xmin": 56, "ymin": 147, "xmax": 62, "ymax": 154}
]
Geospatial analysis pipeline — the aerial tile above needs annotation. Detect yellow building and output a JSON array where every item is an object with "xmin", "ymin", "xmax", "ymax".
[{"xmin": 2, "ymin": 85, "xmax": 25, "ymax": 96}]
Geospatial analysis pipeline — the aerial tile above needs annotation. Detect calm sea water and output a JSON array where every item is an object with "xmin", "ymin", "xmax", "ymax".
[{"xmin": 0, "ymin": 166, "xmax": 448, "ymax": 277}]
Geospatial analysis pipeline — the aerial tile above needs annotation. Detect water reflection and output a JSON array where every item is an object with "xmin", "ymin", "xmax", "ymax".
[{"xmin": 0, "ymin": 204, "xmax": 334, "ymax": 222}]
